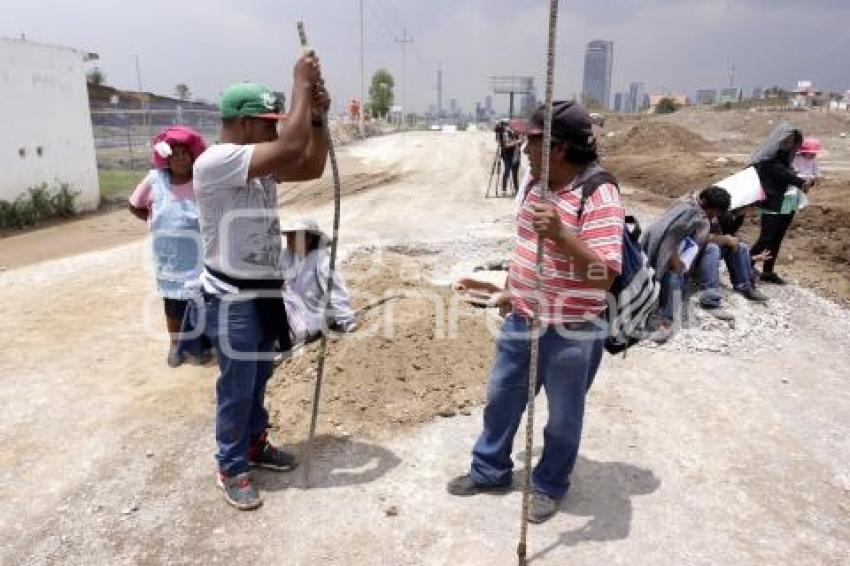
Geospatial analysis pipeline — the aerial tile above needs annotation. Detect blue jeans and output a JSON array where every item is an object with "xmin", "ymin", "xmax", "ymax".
[
  {"xmin": 698, "ymin": 242, "xmax": 755, "ymax": 308},
  {"xmin": 470, "ymin": 314, "xmax": 604, "ymax": 499},
  {"xmin": 658, "ymin": 271, "xmax": 684, "ymax": 322},
  {"xmin": 723, "ymin": 242, "xmax": 755, "ymax": 293},
  {"xmin": 204, "ymin": 294, "xmax": 275, "ymax": 476}
]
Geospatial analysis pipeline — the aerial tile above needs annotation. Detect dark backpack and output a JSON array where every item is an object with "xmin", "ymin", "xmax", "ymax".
[{"xmin": 577, "ymin": 172, "xmax": 660, "ymax": 355}]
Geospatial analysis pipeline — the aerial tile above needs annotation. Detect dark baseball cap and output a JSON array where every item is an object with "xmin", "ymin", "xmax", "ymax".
[{"xmin": 510, "ymin": 101, "xmax": 596, "ymax": 148}]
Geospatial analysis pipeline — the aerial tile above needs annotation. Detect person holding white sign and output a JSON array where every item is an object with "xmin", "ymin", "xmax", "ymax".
[{"xmin": 749, "ymin": 124, "xmax": 807, "ymax": 285}]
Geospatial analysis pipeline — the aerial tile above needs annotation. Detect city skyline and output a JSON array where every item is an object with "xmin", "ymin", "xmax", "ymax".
[{"xmin": 3, "ymin": 0, "xmax": 848, "ymax": 114}]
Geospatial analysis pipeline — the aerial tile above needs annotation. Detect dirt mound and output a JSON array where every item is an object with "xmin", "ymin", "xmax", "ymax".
[
  {"xmin": 657, "ymin": 106, "xmax": 850, "ymax": 146},
  {"xmin": 267, "ymin": 251, "xmax": 497, "ymax": 441},
  {"xmin": 328, "ymin": 120, "xmax": 383, "ymax": 146},
  {"xmin": 606, "ymin": 153, "xmax": 739, "ymax": 199},
  {"xmin": 603, "ymin": 122, "xmax": 716, "ymax": 155}
]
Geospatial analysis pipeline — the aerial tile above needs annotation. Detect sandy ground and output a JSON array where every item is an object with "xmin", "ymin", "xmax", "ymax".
[{"xmin": 1, "ymin": 131, "xmax": 849, "ymax": 565}]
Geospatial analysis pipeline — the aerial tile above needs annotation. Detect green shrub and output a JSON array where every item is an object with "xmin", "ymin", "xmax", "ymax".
[
  {"xmin": 51, "ymin": 183, "xmax": 80, "ymax": 218},
  {"xmin": 27, "ymin": 184, "xmax": 53, "ymax": 223},
  {"xmin": 12, "ymin": 195, "xmax": 37, "ymax": 228},
  {"xmin": 0, "ymin": 182, "xmax": 80, "ymax": 230},
  {"xmin": 655, "ymin": 97, "xmax": 680, "ymax": 114}
]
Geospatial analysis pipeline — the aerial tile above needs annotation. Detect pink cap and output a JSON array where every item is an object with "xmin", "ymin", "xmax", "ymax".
[
  {"xmin": 799, "ymin": 138, "xmax": 824, "ymax": 155},
  {"xmin": 150, "ymin": 126, "xmax": 207, "ymax": 169}
]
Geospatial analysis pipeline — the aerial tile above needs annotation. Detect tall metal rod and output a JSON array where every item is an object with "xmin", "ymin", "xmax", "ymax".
[
  {"xmin": 297, "ymin": 21, "xmax": 342, "ymax": 488},
  {"xmin": 517, "ymin": 1, "xmax": 560, "ymax": 564}
]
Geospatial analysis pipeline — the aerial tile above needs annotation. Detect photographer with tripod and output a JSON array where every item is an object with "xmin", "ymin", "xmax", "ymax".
[{"xmin": 494, "ymin": 119, "xmax": 523, "ymax": 196}]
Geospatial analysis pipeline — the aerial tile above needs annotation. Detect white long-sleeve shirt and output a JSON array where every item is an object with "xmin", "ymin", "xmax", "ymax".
[
  {"xmin": 792, "ymin": 154, "xmax": 822, "ymax": 181},
  {"xmin": 281, "ymin": 248, "xmax": 356, "ymax": 343}
]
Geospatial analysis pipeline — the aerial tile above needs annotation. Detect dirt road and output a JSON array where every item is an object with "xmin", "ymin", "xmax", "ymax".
[{"xmin": 1, "ymin": 131, "xmax": 848, "ymax": 565}]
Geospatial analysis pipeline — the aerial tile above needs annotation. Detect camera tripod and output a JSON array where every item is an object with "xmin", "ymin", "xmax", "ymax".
[{"xmin": 484, "ymin": 146, "xmax": 517, "ymax": 199}]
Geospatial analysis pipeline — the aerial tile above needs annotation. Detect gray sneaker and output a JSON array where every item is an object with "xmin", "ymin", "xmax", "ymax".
[
  {"xmin": 739, "ymin": 288, "xmax": 768, "ymax": 302},
  {"xmin": 217, "ymin": 472, "xmax": 262, "ymax": 510},
  {"xmin": 528, "ymin": 492, "xmax": 559, "ymax": 524},
  {"xmin": 167, "ymin": 345, "xmax": 184, "ymax": 368},
  {"xmin": 446, "ymin": 474, "xmax": 511, "ymax": 496},
  {"xmin": 699, "ymin": 304, "xmax": 735, "ymax": 321},
  {"xmin": 247, "ymin": 434, "xmax": 298, "ymax": 472}
]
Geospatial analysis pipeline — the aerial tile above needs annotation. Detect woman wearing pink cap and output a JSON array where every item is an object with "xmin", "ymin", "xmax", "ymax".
[{"xmin": 128, "ymin": 126, "xmax": 208, "ymax": 367}]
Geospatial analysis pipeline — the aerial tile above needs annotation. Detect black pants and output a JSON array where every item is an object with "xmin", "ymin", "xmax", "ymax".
[
  {"xmin": 163, "ymin": 297, "xmax": 189, "ymax": 321},
  {"xmin": 501, "ymin": 150, "xmax": 519, "ymax": 193},
  {"xmin": 751, "ymin": 212, "xmax": 794, "ymax": 274}
]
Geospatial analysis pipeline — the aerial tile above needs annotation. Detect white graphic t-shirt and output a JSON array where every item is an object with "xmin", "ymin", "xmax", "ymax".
[{"xmin": 193, "ymin": 143, "xmax": 282, "ymax": 285}]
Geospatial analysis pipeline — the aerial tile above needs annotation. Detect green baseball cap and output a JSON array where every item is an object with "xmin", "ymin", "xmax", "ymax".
[{"xmin": 219, "ymin": 82, "xmax": 286, "ymax": 120}]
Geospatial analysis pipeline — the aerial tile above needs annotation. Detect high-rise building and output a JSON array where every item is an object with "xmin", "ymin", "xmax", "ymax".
[
  {"xmin": 485, "ymin": 95, "xmax": 493, "ymax": 114},
  {"xmin": 614, "ymin": 92, "xmax": 624, "ymax": 113},
  {"xmin": 582, "ymin": 40, "xmax": 614, "ymax": 110},
  {"xmin": 752, "ymin": 87, "xmax": 764, "ymax": 100},
  {"xmin": 626, "ymin": 82, "xmax": 646, "ymax": 113},
  {"xmin": 436, "ymin": 67, "xmax": 443, "ymax": 118},
  {"xmin": 719, "ymin": 88, "xmax": 741, "ymax": 104},
  {"xmin": 695, "ymin": 89, "xmax": 718, "ymax": 105}
]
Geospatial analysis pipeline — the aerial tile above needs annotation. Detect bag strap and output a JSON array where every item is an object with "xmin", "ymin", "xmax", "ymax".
[
  {"xmin": 577, "ymin": 171, "xmax": 619, "ymax": 220},
  {"xmin": 519, "ymin": 175, "xmax": 536, "ymax": 205},
  {"xmin": 522, "ymin": 169, "xmax": 619, "ymax": 222},
  {"xmin": 625, "ymin": 215, "xmax": 642, "ymax": 240}
]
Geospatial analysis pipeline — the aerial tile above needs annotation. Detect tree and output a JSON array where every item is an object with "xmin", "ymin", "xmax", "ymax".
[
  {"xmin": 175, "ymin": 83, "xmax": 192, "ymax": 101},
  {"xmin": 655, "ymin": 97, "xmax": 680, "ymax": 114},
  {"xmin": 368, "ymin": 69, "xmax": 395, "ymax": 119},
  {"xmin": 86, "ymin": 67, "xmax": 106, "ymax": 85}
]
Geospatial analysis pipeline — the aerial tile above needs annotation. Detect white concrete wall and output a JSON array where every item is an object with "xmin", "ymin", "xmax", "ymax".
[{"xmin": 0, "ymin": 38, "xmax": 99, "ymax": 211}]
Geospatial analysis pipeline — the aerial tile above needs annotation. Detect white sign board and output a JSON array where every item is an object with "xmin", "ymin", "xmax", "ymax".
[{"xmin": 715, "ymin": 167, "xmax": 765, "ymax": 210}]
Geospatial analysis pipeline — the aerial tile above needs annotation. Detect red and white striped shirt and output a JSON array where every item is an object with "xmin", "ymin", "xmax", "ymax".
[{"xmin": 509, "ymin": 176, "xmax": 624, "ymax": 324}]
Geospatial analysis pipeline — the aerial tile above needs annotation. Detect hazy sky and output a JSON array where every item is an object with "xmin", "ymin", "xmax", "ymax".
[{"xmin": 4, "ymin": 0, "xmax": 849, "ymax": 113}]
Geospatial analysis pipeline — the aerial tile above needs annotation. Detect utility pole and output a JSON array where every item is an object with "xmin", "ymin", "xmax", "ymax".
[
  {"xmin": 394, "ymin": 28, "xmax": 413, "ymax": 128},
  {"xmin": 133, "ymin": 54, "xmax": 149, "ymax": 140},
  {"xmin": 437, "ymin": 64, "xmax": 443, "ymax": 121},
  {"xmin": 359, "ymin": 0, "xmax": 365, "ymax": 136},
  {"xmin": 133, "ymin": 54, "xmax": 143, "ymax": 92}
]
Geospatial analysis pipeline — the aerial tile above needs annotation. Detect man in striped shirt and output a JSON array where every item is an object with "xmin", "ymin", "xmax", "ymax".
[{"xmin": 448, "ymin": 101, "xmax": 625, "ymax": 524}]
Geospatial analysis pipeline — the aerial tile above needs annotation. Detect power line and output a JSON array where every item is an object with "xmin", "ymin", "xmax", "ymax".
[
  {"xmin": 363, "ymin": 0, "xmax": 399, "ymax": 46},
  {"xmin": 363, "ymin": 0, "xmax": 430, "ymax": 113},
  {"xmin": 374, "ymin": 0, "xmax": 406, "ymax": 30},
  {"xmin": 394, "ymin": 28, "xmax": 413, "ymax": 116}
]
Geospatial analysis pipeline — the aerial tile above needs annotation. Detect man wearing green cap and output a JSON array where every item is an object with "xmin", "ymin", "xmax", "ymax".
[{"xmin": 192, "ymin": 52, "xmax": 329, "ymax": 510}]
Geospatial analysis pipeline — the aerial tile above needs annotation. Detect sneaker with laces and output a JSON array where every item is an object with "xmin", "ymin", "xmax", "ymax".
[
  {"xmin": 528, "ymin": 491, "xmax": 559, "ymax": 524},
  {"xmin": 247, "ymin": 433, "xmax": 298, "ymax": 472},
  {"xmin": 739, "ymin": 288, "xmax": 768, "ymax": 302},
  {"xmin": 446, "ymin": 474, "xmax": 511, "ymax": 496},
  {"xmin": 217, "ymin": 471, "xmax": 262, "ymax": 510}
]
